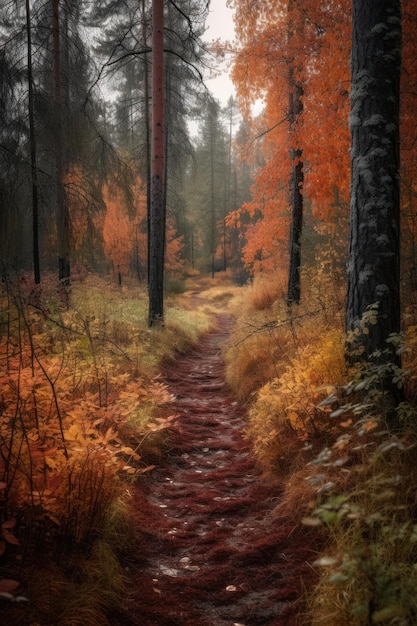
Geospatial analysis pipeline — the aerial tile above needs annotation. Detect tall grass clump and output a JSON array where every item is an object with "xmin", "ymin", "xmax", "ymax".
[{"xmin": 224, "ymin": 271, "xmax": 294, "ymax": 400}]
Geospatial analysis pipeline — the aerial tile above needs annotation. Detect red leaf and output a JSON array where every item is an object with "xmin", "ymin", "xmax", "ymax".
[
  {"xmin": 2, "ymin": 530, "xmax": 19, "ymax": 545},
  {"xmin": 0, "ymin": 579, "xmax": 20, "ymax": 593},
  {"xmin": 2, "ymin": 519, "xmax": 16, "ymax": 530}
]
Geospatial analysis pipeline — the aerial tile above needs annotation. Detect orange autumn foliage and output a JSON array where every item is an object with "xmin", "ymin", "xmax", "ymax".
[
  {"xmin": 0, "ymin": 276, "xmax": 178, "ymax": 548},
  {"xmin": 102, "ymin": 178, "xmax": 147, "ymax": 276},
  {"xmin": 66, "ymin": 165, "xmax": 184, "ymax": 278},
  {"xmin": 228, "ymin": 0, "xmax": 352, "ymax": 274},
  {"xmin": 229, "ymin": 0, "xmax": 417, "ymax": 281},
  {"xmin": 165, "ymin": 216, "xmax": 185, "ymax": 275},
  {"xmin": 101, "ymin": 176, "xmax": 184, "ymax": 278}
]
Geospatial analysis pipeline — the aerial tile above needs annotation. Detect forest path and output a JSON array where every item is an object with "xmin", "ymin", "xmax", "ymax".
[{"xmin": 111, "ymin": 312, "xmax": 315, "ymax": 626}]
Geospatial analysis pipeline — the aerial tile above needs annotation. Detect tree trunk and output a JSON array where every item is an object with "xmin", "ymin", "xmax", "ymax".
[
  {"xmin": 52, "ymin": 0, "xmax": 70, "ymax": 286},
  {"xmin": 287, "ymin": 146, "xmax": 303, "ymax": 305},
  {"xmin": 286, "ymin": 5, "xmax": 304, "ymax": 307},
  {"xmin": 346, "ymin": 0, "xmax": 401, "ymax": 365},
  {"xmin": 142, "ymin": 0, "xmax": 151, "ymax": 285},
  {"xmin": 25, "ymin": 0, "xmax": 40, "ymax": 284},
  {"xmin": 210, "ymin": 119, "xmax": 216, "ymax": 279},
  {"xmin": 148, "ymin": 0, "xmax": 165, "ymax": 326}
]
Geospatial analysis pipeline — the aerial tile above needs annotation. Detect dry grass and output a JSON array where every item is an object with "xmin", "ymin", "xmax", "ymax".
[
  {"xmin": 244, "ymin": 272, "xmax": 287, "ymax": 312},
  {"xmin": 223, "ymin": 265, "xmax": 417, "ymax": 625},
  {"xmin": 0, "ymin": 271, "xmax": 219, "ymax": 624}
]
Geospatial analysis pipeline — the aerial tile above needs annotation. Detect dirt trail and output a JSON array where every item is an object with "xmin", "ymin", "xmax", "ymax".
[{"xmin": 112, "ymin": 314, "xmax": 315, "ymax": 626}]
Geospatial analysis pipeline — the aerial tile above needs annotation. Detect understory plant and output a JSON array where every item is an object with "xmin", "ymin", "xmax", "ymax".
[
  {"xmin": 225, "ymin": 271, "xmax": 417, "ymax": 625},
  {"xmin": 0, "ymin": 271, "xmax": 213, "ymax": 622},
  {"xmin": 303, "ymin": 328, "xmax": 417, "ymax": 626}
]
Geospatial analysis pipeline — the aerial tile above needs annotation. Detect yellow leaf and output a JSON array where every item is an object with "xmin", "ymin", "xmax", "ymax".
[
  {"xmin": 65, "ymin": 424, "xmax": 81, "ymax": 441},
  {"xmin": 301, "ymin": 517, "xmax": 321, "ymax": 527},
  {"xmin": 138, "ymin": 465, "xmax": 156, "ymax": 474},
  {"xmin": 372, "ymin": 606, "xmax": 407, "ymax": 622},
  {"xmin": 118, "ymin": 446, "xmax": 141, "ymax": 461}
]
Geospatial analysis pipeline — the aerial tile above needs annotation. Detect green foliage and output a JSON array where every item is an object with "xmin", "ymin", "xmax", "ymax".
[{"xmin": 304, "ymin": 329, "xmax": 417, "ymax": 625}]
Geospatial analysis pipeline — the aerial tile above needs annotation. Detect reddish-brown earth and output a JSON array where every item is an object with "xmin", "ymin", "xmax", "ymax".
[{"xmin": 111, "ymin": 314, "xmax": 317, "ymax": 626}]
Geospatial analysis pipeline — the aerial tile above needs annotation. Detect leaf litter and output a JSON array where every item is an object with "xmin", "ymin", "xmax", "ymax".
[{"xmin": 110, "ymin": 314, "xmax": 316, "ymax": 626}]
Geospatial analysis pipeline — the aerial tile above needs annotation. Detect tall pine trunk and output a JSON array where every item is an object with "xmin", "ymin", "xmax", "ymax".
[
  {"xmin": 148, "ymin": 0, "xmax": 165, "ymax": 326},
  {"xmin": 287, "ymin": 83, "xmax": 303, "ymax": 306},
  {"xmin": 142, "ymin": 0, "xmax": 151, "ymax": 284},
  {"xmin": 25, "ymin": 0, "xmax": 40, "ymax": 284},
  {"xmin": 346, "ymin": 0, "xmax": 401, "ymax": 362},
  {"xmin": 52, "ymin": 0, "xmax": 70, "ymax": 286},
  {"xmin": 286, "ymin": 3, "xmax": 304, "ymax": 307}
]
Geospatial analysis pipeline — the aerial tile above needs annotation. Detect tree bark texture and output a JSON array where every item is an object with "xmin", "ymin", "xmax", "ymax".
[
  {"xmin": 287, "ymin": 140, "xmax": 303, "ymax": 305},
  {"xmin": 286, "ymin": 2, "xmax": 304, "ymax": 307},
  {"xmin": 347, "ymin": 0, "xmax": 401, "ymax": 360},
  {"xmin": 142, "ymin": 0, "xmax": 152, "ymax": 284},
  {"xmin": 52, "ymin": 0, "xmax": 70, "ymax": 286},
  {"xmin": 148, "ymin": 0, "xmax": 165, "ymax": 326},
  {"xmin": 26, "ymin": 0, "xmax": 40, "ymax": 284}
]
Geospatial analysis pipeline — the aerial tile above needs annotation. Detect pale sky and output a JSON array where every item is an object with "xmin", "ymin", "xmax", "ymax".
[{"xmin": 204, "ymin": 0, "xmax": 236, "ymax": 105}]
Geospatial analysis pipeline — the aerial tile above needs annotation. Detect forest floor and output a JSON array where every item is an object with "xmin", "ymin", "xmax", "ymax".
[{"xmin": 110, "ymin": 310, "xmax": 317, "ymax": 626}]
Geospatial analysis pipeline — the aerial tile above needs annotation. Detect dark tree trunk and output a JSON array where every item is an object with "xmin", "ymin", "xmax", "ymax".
[
  {"xmin": 142, "ymin": 0, "xmax": 151, "ymax": 285},
  {"xmin": 286, "ymin": 6, "xmax": 304, "ymax": 307},
  {"xmin": 148, "ymin": 0, "xmax": 165, "ymax": 326},
  {"xmin": 286, "ymin": 147, "xmax": 303, "ymax": 305},
  {"xmin": 25, "ymin": 0, "xmax": 40, "ymax": 284},
  {"xmin": 346, "ymin": 0, "xmax": 401, "ymax": 364},
  {"xmin": 52, "ymin": 0, "xmax": 70, "ymax": 286},
  {"xmin": 210, "ymin": 123, "xmax": 215, "ymax": 279}
]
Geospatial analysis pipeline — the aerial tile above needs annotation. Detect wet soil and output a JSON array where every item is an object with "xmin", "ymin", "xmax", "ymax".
[{"xmin": 112, "ymin": 314, "xmax": 316, "ymax": 626}]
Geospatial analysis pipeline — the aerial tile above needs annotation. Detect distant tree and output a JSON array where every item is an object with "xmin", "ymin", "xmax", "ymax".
[
  {"xmin": 346, "ymin": 1, "xmax": 402, "ymax": 377},
  {"xmin": 186, "ymin": 97, "xmax": 228, "ymax": 274},
  {"xmin": 225, "ymin": 118, "xmax": 256, "ymax": 283},
  {"xmin": 148, "ymin": 0, "xmax": 165, "ymax": 325},
  {"xmin": 0, "ymin": 50, "xmax": 25, "ymax": 270},
  {"xmin": 163, "ymin": 0, "xmax": 207, "ymax": 252},
  {"xmin": 26, "ymin": 0, "xmax": 41, "ymax": 283},
  {"xmin": 221, "ymin": 96, "xmax": 239, "ymax": 271},
  {"xmin": 51, "ymin": 0, "xmax": 70, "ymax": 285}
]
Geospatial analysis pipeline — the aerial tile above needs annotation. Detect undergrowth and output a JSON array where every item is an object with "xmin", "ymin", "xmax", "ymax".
[
  {"xmin": 225, "ymin": 267, "xmax": 417, "ymax": 625},
  {"xmin": 0, "ymin": 271, "xmax": 214, "ymax": 623}
]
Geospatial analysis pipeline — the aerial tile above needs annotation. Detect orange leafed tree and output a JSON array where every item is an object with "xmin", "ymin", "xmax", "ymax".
[
  {"xmin": 101, "ymin": 176, "xmax": 184, "ymax": 280},
  {"xmin": 230, "ymin": 0, "xmax": 417, "ymax": 302},
  {"xmin": 102, "ymin": 178, "xmax": 148, "ymax": 277},
  {"xmin": 229, "ymin": 0, "xmax": 351, "ymax": 276},
  {"xmin": 165, "ymin": 216, "xmax": 185, "ymax": 275}
]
